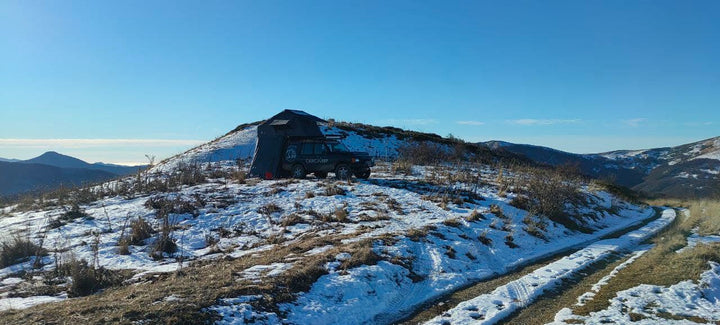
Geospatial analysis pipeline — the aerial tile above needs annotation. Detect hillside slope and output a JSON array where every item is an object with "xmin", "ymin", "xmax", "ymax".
[
  {"xmin": 482, "ymin": 136, "xmax": 720, "ymax": 198},
  {"xmin": 0, "ymin": 119, "xmax": 658, "ymax": 324}
]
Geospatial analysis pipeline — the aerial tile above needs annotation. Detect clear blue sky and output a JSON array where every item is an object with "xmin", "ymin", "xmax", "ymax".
[{"xmin": 2, "ymin": 1, "xmax": 719, "ymax": 164}]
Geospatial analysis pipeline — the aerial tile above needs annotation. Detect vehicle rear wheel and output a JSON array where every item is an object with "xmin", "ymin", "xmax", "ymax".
[
  {"xmin": 314, "ymin": 171, "xmax": 328, "ymax": 179},
  {"xmin": 335, "ymin": 164, "xmax": 351, "ymax": 180},
  {"xmin": 356, "ymin": 170, "xmax": 371, "ymax": 179},
  {"xmin": 291, "ymin": 164, "xmax": 306, "ymax": 179}
]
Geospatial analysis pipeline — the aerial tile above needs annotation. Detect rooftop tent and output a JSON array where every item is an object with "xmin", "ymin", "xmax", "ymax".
[{"xmin": 249, "ymin": 110, "xmax": 327, "ymax": 179}]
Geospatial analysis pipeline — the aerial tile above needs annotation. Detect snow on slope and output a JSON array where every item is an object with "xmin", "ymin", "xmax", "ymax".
[
  {"xmin": 151, "ymin": 126, "xmax": 258, "ymax": 173},
  {"xmin": 424, "ymin": 209, "xmax": 675, "ymax": 325},
  {"xmin": 208, "ymin": 189, "xmax": 655, "ymax": 324},
  {"xmin": 552, "ymin": 261, "xmax": 720, "ymax": 324}
]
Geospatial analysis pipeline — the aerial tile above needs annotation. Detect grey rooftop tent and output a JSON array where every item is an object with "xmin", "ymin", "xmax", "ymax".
[{"xmin": 249, "ymin": 110, "xmax": 327, "ymax": 179}]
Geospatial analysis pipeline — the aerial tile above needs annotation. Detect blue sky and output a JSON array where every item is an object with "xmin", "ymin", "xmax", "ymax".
[{"xmin": 1, "ymin": 1, "xmax": 719, "ymax": 164}]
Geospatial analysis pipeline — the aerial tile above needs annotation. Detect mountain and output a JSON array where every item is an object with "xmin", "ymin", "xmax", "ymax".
[
  {"xmin": 481, "ymin": 136, "xmax": 720, "ymax": 198},
  {"xmin": 0, "ymin": 157, "xmax": 20, "ymax": 163},
  {"xmin": 0, "ymin": 152, "xmax": 146, "ymax": 197},
  {"xmin": 0, "ymin": 161, "xmax": 117, "ymax": 197},
  {"xmin": 20, "ymin": 151, "xmax": 145, "ymax": 175}
]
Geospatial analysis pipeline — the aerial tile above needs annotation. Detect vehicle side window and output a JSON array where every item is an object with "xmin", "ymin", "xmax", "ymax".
[
  {"xmin": 314, "ymin": 143, "xmax": 326, "ymax": 154},
  {"xmin": 301, "ymin": 143, "xmax": 314, "ymax": 155}
]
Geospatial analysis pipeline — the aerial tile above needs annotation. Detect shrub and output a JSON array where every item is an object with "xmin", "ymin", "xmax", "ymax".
[
  {"xmin": 61, "ymin": 204, "xmax": 89, "ymax": 221},
  {"xmin": 323, "ymin": 184, "xmax": 346, "ymax": 196},
  {"xmin": 397, "ymin": 141, "xmax": 448, "ymax": 166},
  {"xmin": 58, "ymin": 258, "xmax": 125, "ymax": 297},
  {"xmin": 519, "ymin": 166, "xmax": 582, "ymax": 230},
  {"xmin": 333, "ymin": 206, "xmax": 349, "ymax": 223},
  {"xmin": 478, "ymin": 230, "xmax": 492, "ymax": 246},
  {"xmin": 407, "ymin": 228, "xmax": 428, "ymax": 242},
  {"xmin": 443, "ymin": 218, "xmax": 462, "ymax": 228},
  {"xmin": 129, "ymin": 218, "xmax": 154, "ymax": 245},
  {"xmin": 464, "ymin": 209, "xmax": 485, "ymax": 222},
  {"xmin": 258, "ymin": 203, "xmax": 283, "ymax": 216},
  {"xmin": 0, "ymin": 237, "xmax": 46, "ymax": 268},
  {"xmin": 281, "ymin": 213, "xmax": 305, "ymax": 227}
]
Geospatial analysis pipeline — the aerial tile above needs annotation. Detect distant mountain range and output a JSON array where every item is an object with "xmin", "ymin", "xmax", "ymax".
[
  {"xmin": 0, "ymin": 152, "xmax": 145, "ymax": 197},
  {"xmin": 481, "ymin": 136, "xmax": 720, "ymax": 198}
]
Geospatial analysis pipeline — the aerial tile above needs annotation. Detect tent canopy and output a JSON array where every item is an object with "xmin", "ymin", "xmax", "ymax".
[{"xmin": 249, "ymin": 110, "xmax": 327, "ymax": 178}]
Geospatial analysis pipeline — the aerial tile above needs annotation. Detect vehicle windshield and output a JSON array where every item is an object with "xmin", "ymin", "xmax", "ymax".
[{"xmin": 328, "ymin": 142, "xmax": 349, "ymax": 152}]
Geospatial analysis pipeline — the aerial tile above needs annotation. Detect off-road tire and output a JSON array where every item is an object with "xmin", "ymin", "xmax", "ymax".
[
  {"xmin": 335, "ymin": 164, "xmax": 351, "ymax": 180},
  {"xmin": 291, "ymin": 164, "xmax": 306, "ymax": 179}
]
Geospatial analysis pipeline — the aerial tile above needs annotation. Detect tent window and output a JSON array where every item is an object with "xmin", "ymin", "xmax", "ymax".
[{"xmin": 301, "ymin": 143, "xmax": 314, "ymax": 155}]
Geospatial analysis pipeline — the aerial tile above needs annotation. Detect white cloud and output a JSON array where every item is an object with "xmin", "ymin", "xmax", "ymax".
[
  {"xmin": 507, "ymin": 119, "xmax": 580, "ymax": 126},
  {"xmin": 376, "ymin": 119, "xmax": 438, "ymax": 126},
  {"xmin": 0, "ymin": 138, "xmax": 205, "ymax": 149},
  {"xmin": 456, "ymin": 120, "xmax": 485, "ymax": 126},
  {"xmin": 621, "ymin": 118, "xmax": 647, "ymax": 127}
]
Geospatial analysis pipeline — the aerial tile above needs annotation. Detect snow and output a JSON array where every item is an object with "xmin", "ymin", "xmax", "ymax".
[
  {"xmin": 677, "ymin": 228, "xmax": 720, "ymax": 253},
  {"xmin": 552, "ymin": 261, "xmax": 720, "ymax": 324},
  {"xmin": 424, "ymin": 209, "xmax": 675, "ymax": 325},
  {"xmin": 151, "ymin": 126, "xmax": 258, "ymax": 173},
  {"xmin": 0, "ymin": 294, "xmax": 67, "ymax": 312},
  {"xmin": 576, "ymin": 247, "xmax": 650, "ymax": 306},
  {"xmin": 209, "ymin": 194, "xmax": 655, "ymax": 325},
  {"xmin": 0, "ymin": 126, "xmax": 668, "ymax": 322}
]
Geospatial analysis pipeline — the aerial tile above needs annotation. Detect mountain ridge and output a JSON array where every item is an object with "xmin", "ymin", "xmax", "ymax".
[{"xmin": 480, "ymin": 136, "xmax": 720, "ymax": 198}]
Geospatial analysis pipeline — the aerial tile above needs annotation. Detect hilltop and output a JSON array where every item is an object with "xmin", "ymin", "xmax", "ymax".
[{"xmin": 0, "ymin": 117, "xmax": 675, "ymax": 324}]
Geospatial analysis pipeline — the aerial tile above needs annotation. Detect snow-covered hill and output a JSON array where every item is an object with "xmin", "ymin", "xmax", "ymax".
[
  {"xmin": 0, "ymin": 119, "xmax": 671, "ymax": 324},
  {"xmin": 482, "ymin": 136, "xmax": 720, "ymax": 198}
]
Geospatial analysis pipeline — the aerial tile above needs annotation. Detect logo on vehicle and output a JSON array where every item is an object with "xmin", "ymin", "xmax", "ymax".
[
  {"xmin": 285, "ymin": 147, "xmax": 297, "ymax": 162},
  {"xmin": 305, "ymin": 158, "xmax": 329, "ymax": 164}
]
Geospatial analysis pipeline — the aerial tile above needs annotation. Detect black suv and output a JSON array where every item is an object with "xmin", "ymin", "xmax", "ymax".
[{"xmin": 281, "ymin": 139, "xmax": 373, "ymax": 179}]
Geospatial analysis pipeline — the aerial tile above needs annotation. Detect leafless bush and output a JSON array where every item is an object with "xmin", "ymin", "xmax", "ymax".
[
  {"xmin": 397, "ymin": 141, "xmax": 448, "ymax": 166},
  {"xmin": 323, "ymin": 184, "xmax": 346, "ymax": 196},
  {"xmin": 513, "ymin": 166, "xmax": 583, "ymax": 230},
  {"xmin": 55, "ymin": 257, "xmax": 125, "ymax": 297},
  {"xmin": 258, "ymin": 203, "xmax": 283, "ymax": 216},
  {"xmin": 0, "ymin": 237, "xmax": 46, "ymax": 268},
  {"xmin": 464, "ymin": 209, "xmax": 485, "ymax": 222},
  {"xmin": 281, "ymin": 213, "xmax": 305, "ymax": 227},
  {"xmin": 478, "ymin": 230, "xmax": 492, "ymax": 246},
  {"xmin": 442, "ymin": 218, "xmax": 462, "ymax": 228}
]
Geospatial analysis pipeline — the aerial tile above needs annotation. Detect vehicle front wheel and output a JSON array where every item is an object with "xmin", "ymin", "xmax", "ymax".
[
  {"xmin": 291, "ymin": 164, "xmax": 306, "ymax": 179},
  {"xmin": 356, "ymin": 170, "xmax": 371, "ymax": 179},
  {"xmin": 335, "ymin": 164, "xmax": 351, "ymax": 180}
]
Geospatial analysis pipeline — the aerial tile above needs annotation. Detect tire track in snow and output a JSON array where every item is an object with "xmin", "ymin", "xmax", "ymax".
[{"xmin": 424, "ymin": 209, "xmax": 676, "ymax": 325}]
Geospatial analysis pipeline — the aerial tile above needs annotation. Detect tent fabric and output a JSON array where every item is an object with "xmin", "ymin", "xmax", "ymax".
[{"xmin": 249, "ymin": 110, "xmax": 327, "ymax": 178}]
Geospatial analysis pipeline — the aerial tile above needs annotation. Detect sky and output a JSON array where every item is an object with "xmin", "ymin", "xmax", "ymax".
[{"xmin": 1, "ymin": 1, "xmax": 719, "ymax": 165}]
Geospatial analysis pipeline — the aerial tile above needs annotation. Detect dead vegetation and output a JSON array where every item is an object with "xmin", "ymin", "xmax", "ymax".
[{"xmin": 572, "ymin": 201, "xmax": 720, "ymax": 318}]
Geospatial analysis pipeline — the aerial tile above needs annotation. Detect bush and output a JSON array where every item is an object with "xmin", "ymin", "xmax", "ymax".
[
  {"xmin": 129, "ymin": 218, "xmax": 154, "ymax": 245},
  {"xmin": 58, "ymin": 258, "xmax": 125, "ymax": 297},
  {"xmin": 61, "ymin": 204, "xmax": 89, "ymax": 221},
  {"xmin": 0, "ymin": 237, "xmax": 46, "ymax": 268},
  {"xmin": 478, "ymin": 230, "xmax": 492, "ymax": 246},
  {"xmin": 323, "ymin": 184, "xmax": 346, "ymax": 196},
  {"xmin": 397, "ymin": 142, "xmax": 448, "ymax": 165}
]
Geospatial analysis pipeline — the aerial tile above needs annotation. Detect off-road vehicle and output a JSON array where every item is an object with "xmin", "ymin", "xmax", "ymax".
[{"xmin": 281, "ymin": 139, "xmax": 373, "ymax": 179}]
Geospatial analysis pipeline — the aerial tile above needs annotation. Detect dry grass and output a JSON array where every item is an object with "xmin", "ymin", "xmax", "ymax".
[
  {"xmin": 573, "ymin": 202, "xmax": 720, "ymax": 317},
  {"xmin": 0, "ymin": 237, "xmax": 46, "ymax": 268},
  {"xmin": 442, "ymin": 218, "xmax": 462, "ymax": 228},
  {"xmin": 0, "ymin": 231, "xmax": 379, "ymax": 324}
]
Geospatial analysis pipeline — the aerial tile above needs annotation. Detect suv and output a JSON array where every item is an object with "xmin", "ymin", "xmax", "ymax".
[{"xmin": 281, "ymin": 139, "xmax": 373, "ymax": 179}]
